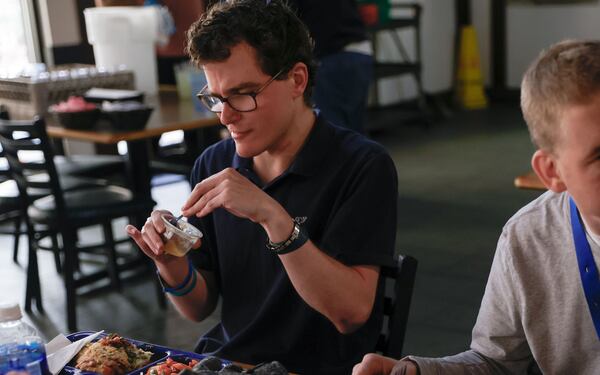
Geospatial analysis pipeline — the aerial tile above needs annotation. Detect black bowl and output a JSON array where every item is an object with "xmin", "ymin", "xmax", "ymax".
[
  {"xmin": 50, "ymin": 108, "xmax": 100, "ymax": 130},
  {"xmin": 101, "ymin": 106, "xmax": 154, "ymax": 131}
]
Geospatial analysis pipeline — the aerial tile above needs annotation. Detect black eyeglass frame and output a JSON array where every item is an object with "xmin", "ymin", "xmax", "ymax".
[{"xmin": 196, "ymin": 68, "xmax": 286, "ymax": 113}]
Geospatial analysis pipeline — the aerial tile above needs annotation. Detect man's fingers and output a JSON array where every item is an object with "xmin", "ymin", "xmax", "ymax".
[
  {"xmin": 182, "ymin": 170, "xmax": 227, "ymax": 211},
  {"xmin": 150, "ymin": 210, "xmax": 172, "ymax": 233},
  {"xmin": 352, "ymin": 354, "xmax": 397, "ymax": 375},
  {"xmin": 141, "ymin": 224, "xmax": 165, "ymax": 255},
  {"xmin": 184, "ymin": 181, "xmax": 226, "ymax": 218},
  {"xmin": 192, "ymin": 237, "xmax": 203, "ymax": 249},
  {"xmin": 182, "ymin": 168, "xmax": 242, "ymax": 213},
  {"xmin": 126, "ymin": 225, "xmax": 156, "ymax": 258}
]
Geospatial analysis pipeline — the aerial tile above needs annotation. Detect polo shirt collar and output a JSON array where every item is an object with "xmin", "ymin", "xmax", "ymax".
[
  {"xmin": 231, "ymin": 113, "xmax": 333, "ymax": 178},
  {"xmin": 232, "ymin": 150, "xmax": 252, "ymax": 170},
  {"xmin": 288, "ymin": 113, "xmax": 333, "ymax": 177}
]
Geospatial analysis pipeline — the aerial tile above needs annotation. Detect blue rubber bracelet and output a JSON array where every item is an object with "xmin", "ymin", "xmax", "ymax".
[
  {"xmin": 168, "ymin": 268, "xmax": 197, "ymax": 297},
  {"xmin": 157, "ymin": 259, "xmax": 196, "ymax": 296}
]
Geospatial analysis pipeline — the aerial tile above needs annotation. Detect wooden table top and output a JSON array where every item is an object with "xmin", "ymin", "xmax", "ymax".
[
  {"xmin": 46, "ymin": 90, "xmax": 221, "ymax": 144},
  {"xmin": 514, "ymin": 170, "xmax": 546, "ymax": 191}
]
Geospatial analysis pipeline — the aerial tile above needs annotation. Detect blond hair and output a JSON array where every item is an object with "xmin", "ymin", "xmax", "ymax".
[{"xmin": 521, "ymin": 40, "xmax": 600, "ymax": 152}]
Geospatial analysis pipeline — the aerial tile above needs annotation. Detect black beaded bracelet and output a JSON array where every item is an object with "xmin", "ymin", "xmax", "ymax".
[{"xmin": 266, "ymin": 222, "xmax": 309, "ymax": 255}]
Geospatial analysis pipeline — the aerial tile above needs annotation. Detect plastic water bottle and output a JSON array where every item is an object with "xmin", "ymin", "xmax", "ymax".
[{"xmin": 0, "ymin": 303, "xmax": 49, "ymax": 375}]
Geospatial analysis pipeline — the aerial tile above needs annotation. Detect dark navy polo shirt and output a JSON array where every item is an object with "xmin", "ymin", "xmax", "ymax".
[{"xmin": 188, "ymin": 114, "xmax": 397, "ymax": 375}]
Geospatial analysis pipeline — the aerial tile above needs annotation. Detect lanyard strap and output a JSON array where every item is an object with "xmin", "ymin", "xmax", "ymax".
[{"xmin": 569, "ymin": 197, "xmax": 600, "ymax": 340}]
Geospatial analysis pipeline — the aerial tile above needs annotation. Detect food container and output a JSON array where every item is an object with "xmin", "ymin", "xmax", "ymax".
[
  {"xmin": 62, "ymin": 331, "xmax": 227, "ymax": 375},
  {"xmin": 100, "ymin": 100, "xmax": 154, "ymax": 131},
  {"xmin": 161, "ymin": 215, "xmax": 203, "ymax": 257},
  {"xmin": 50, "ymin": 108, "xmax": 100, "ymax": 130},
  {"xmin": 49, "ymin": 96, "xmax": 101, "ymax": 130}
]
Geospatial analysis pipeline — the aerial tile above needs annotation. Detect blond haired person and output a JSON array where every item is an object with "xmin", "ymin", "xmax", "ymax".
[{"xmin": 353, "ymin": 39, "xmax": 600, "ymax": 375}]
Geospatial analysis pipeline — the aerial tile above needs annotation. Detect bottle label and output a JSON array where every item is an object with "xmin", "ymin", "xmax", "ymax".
[{"xmin": 0, "ymin": 342, "xmax": 49, "ymax": 375}]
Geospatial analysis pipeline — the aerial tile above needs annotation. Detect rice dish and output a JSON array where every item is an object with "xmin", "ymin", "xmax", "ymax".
[{"xmin": 74, "ymin": 334, "xmax": 153, "ymax": 375}]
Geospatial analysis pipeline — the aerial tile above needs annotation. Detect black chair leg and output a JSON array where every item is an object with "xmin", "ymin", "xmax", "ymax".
[
  {"xmin": 102, "ymin": 220, "xmax": 122, "ymax": 291},
  {"xmin": 12, "ymin": 216, "xmax": 22, "ymax": 264},
  {"xmin": 51, "ymin": 234, "xmax": 62, "ymax": 274},
  {"xmin": 62, "ymin": 229, "xmax": 78, "ymax": 332},
  {"xmin": 25, "ymin": 233, "xmax": 43, "ymax": 314}
]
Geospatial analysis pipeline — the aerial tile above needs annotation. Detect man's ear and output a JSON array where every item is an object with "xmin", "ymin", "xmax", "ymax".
[
  {"xmin": 531, "ymin": 149, "xmax": 567, "ymax": 192},
  {"xmin": 288, "ymin": 62, "xmax": 308, "ymax": 100}
]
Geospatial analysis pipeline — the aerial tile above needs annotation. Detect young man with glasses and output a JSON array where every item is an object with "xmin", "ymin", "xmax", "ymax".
[{"xmin": 126, "ymin": 1, "xmax": 397, "ymax": 373}]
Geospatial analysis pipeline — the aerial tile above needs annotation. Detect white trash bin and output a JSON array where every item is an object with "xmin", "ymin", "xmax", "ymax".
[{"xmin": 84, "ymin": 7, "xmax": 160, "ymax": 95}]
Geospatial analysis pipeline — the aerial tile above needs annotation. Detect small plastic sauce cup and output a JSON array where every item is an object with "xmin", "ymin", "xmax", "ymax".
[{"xmin": 161, "ymin": 215, "xmax": 203, "ymax": 257}]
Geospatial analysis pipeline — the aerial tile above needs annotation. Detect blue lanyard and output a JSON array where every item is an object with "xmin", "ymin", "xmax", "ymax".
[{"xmin": 569, "ymin": 197, "xmax": 600, "ymax": 340}]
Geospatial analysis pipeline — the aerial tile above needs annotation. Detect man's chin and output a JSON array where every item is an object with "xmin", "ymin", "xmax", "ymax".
[{"xmin": 234, "ymin": 143, "xmax": 259, "ymax": 158}]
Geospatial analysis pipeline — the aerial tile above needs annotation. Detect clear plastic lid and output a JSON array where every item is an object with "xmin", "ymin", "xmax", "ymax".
[{"xmin": 0, "ymin": 303, "xmax": 22, "ymax": 322}]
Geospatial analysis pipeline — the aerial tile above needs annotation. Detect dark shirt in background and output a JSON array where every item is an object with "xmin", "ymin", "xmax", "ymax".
[{"xmin": 288, "ymin": 0, "xmax": 368, "ymax": 58}]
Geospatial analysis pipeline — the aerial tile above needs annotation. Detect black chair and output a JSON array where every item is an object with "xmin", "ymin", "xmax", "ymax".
[
  {"xmin": 0, "ymin": 107, "xmax": 24, "ymax": 262},
  {"xmin": 0, "ymin": 146, "xmax": 117, "ymax": 271},
  {"xmin": 376, "ymin": 254, "xmax": 418, "ymax": 359},
  {"xmin": 0, "ymin": 161, "xmax": 25, "ymax": 263},
  {"xmin": 0, "ymin": 117, "xmax": 162, "ymax": 331},
  {"xmin": 0, "ymin": 106, "xmax": 125, "ymax": 265}
]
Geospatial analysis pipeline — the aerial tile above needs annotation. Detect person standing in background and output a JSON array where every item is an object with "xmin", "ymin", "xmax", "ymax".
[
  {"xmin": 153, "ymin": 0, "xmax": 205, "ymax": 84},
  {"xmin": 288, "ymin": 0, "xmax": 374, "ymax": 134}
]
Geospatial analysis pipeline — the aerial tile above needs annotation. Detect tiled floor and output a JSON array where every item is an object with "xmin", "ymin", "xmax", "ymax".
[{"xmin": 1, "ymin": 103, "xmax": 543, "ymax": 361}]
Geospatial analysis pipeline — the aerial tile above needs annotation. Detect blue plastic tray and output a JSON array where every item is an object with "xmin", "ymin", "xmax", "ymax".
[{"xmin": 62, "ymin": 331, "xmax": 225, "ymax": 375}]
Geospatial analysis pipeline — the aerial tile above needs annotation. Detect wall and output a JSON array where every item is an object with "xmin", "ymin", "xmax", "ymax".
[
  {"xmin": 506, "ymin": 3, "xmax": 600, "ymax": 88},
  {"xmin": 378, "ymin": 0, "xmax": 456, "ymax": 103}
]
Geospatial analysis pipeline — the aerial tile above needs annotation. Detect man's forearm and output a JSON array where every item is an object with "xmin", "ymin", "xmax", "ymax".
[
  {"xmin": 156, "ymin": 261, "xmax": 218, "ymax": 322},
  {"xmin": 258, "ymin": 198, "xmax": 380, "ymax": 333},
  {"xmin": 278, "ymin": 241, "xmax": 380, "ymax": 333},
  {"xmin": 408, "ymin": 350, "xmax": 528, "ymax": 375}
]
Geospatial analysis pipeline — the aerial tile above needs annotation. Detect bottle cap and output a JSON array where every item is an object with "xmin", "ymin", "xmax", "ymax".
[{"xmin": 0, "ymin": 302, "xmax": 22, "ymax": 322}]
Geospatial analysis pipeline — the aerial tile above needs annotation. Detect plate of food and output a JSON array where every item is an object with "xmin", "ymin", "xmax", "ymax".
[{"xmin": 61, "ymin": 332, "xmax": 288, "ymax": 375}]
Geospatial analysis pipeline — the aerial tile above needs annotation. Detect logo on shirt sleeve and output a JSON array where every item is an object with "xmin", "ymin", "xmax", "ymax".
[{"xmin": 294, "ymin": 216, "xmax": 307, "ymax": 225}]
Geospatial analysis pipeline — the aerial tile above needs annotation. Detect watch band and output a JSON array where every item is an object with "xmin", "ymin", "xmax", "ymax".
[{"xmin": 266, "ymin": 222, "xmax": 309, "ymax": 255}]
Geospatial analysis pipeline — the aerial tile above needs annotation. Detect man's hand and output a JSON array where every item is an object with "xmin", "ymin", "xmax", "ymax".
[
  {"xmin": 182, "ymin": 168, "xmax": 282, "ymax": 225},
  {"xmin": 126, "ymin": 209, "xmax": 201, "ymax": 264},
  {"xmin": 353, "ymin": 354, "xmax": 398, "ymax": 375},
  {"xmin": 353, "ymin": 354, "xmax": 418, "ymax": 375}
]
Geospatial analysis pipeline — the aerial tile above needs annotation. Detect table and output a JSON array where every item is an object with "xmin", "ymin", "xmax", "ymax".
[
  {"xmin": 514, "ymin": 170, "xmax": 546, "ymax": 191},
  {"xmin": 46, "ymin": 91, "xmax": 221, "ymax": 220}
]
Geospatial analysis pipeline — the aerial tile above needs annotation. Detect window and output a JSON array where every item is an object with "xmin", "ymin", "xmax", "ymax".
[{"xmin": 0, "ymin": 0, "xmax": 40, "ymax": 78}]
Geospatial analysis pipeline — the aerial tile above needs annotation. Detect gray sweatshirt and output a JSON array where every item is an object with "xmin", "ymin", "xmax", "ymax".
[{"xmin": 409, "ymin": 191, "xmax": 600, "ymax": 375}]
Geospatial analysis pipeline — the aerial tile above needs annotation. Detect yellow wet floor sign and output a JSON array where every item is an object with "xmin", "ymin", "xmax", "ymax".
[{"xmin": 456, "ymin": 25, "xmax": 488, "ymax": 109}]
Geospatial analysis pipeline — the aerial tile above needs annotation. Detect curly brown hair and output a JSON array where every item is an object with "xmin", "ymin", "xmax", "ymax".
[
  {"xmin": 185, "ymin": 0, "xmax": 316, "ymax": 105},
  {"xmin": 521, "ymin": 40, "xmax": 600, "ymax": 152}
]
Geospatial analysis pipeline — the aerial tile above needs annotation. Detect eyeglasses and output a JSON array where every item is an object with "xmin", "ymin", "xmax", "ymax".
[{"xmin": 196, "ymin": 69, "xmax": 285, "ymax": 113}]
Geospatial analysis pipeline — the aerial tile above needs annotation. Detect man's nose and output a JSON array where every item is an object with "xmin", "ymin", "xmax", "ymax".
[{"xmin": 218, "ymin": 102, "xmax": 240, "ymax": 125}]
